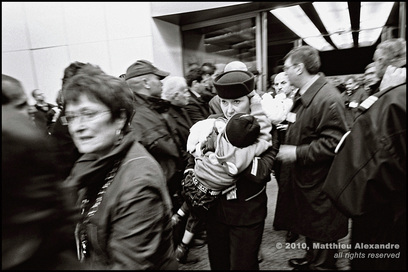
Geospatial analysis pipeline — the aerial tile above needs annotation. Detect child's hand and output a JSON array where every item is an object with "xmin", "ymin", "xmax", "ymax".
[
  {"xmin": 247, "ymin": 90, "xmax": 257, "ymax": 99},
  {"xmin": 201, "ymin": 127, "xmax": 218, "ymax": 154},
  {"xmin": 250, "ymin": 92, "xmax": 262, "ymax": 104}
]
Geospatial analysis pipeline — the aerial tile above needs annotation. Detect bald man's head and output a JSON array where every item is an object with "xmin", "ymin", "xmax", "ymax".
[{"xmin": 2, "ymin": 74, "xmax": 28, "ymax": 111}]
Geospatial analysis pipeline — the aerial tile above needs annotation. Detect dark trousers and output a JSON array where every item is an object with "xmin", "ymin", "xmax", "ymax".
[
  {"xmin": 206, "ymin": 218, "xmax": 264, "ymax": 270},
  {"xmin": 305, "ymin": 237, "xmax": 338, "ymax": 270}
]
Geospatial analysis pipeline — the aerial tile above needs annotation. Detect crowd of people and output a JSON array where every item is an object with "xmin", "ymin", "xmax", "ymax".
[{"xmin": 2, "ymin": 37, "xmax": 406, "ymax": 270}]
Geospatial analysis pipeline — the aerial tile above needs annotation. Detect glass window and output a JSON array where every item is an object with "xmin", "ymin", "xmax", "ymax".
[{"xmin": 182, "ymin": 17, "xmax": 257, "ymax": 74}]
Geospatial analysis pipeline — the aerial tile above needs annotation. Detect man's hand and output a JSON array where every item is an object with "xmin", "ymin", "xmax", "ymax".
[{"xmin": 276, "ymin": 144, "xmax": 297, "ymax": 163}]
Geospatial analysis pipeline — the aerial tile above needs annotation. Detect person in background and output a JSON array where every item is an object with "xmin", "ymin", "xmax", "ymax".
[
  {"xmin": 201, "ymin": 62, "xmax": 217, "ymax": 96},
  {"xmin": 267, "ymin": 71, "xmax": 300, "ymax": 244},
  {"xmin": 184, "ymin": 68, "xmax": 211, "ymax": 124},
  {"xmin": 276, "ymin": 45, "xmax": 349, "ymax": 270},
  {"xmin": 323, "ymin": 38, "xmax": 406, "ymax": 271},
  {"xmin": 330, "ymin": 76, "xmax": 347, "ymax": 93},
  {"xmin": 341, "ymin": 75, "xmax": 369, "ymax": 129},
  {"xmin": 31, "ymin": 88, "xmax": 59, "ymax": 134},
  {"xmin": 248, "ymin": 66, "xmax": 262, "ymax": 96},
  {"xmin": 2, "ymin": 74, "xmax": 30, "ymax": 114},
  {"xmin": 266, "ymin": 73, "xmax": 278, "ymax": 97},
  {"xmin": 63, "ymin": 69, "xmax": 177, "ymax": 269},
  {"xmin": 161, "ymin": 75, "xmax": 204, "ymax": 264},
  {"xmin": 196, "ymin": 69, "xmax": 280, "ymax": 270},
  {"xmin": 162, "ymin": 76, "xmax": 191, "ymax": 109},
  {"xmin": 125, "ymin": 60, "xmax": 192, "ymax": 246},
  {"xmin": 363, "ymin": 62, "xmax": 381, "ymax": 95},
  {"xmin": 2, "ymin": 74, "xmax": 83, "ymax": 270}
]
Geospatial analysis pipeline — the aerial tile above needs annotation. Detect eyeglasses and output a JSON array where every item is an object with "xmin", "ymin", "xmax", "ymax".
[
  {"xmin": 283, "ymin": 64, "xmax": 298, "ymax": 72},
  {"xmin": 61, "ymin": 110, "xmax": 110, "ymax": 125}
]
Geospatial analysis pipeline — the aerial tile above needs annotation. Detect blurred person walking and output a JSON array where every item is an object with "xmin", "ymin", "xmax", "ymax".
[
  {"xmin": 324, "ymin": 38, "xmax": 406, "ymax": 271},
  {"xmin": 341, "ymin": 75, "xmax": 369, "ymax": 129},
  {"xmin": 363, "ymin": 62, "xmax": 381, "ymax": 95},
  {"xmin": 125, "ymin": 60, "xmax": 192, "ymax": 244},
  {"xmin": 30, "ymin": 88, "xmax": 59, "ymax": 135},
  {"xmin": 276, "ymin": 45, "xmax": 349, "ymax": 270},
  {"xmin": 63, "ymin": 69, "xmax": 177, "ymax": 269},
  {"xmin": 2, "ymin": 74, "xmax": 83, "ymax": 270}
]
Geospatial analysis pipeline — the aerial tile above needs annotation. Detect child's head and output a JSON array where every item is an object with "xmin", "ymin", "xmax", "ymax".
[{"xmin": 225, "ymin": 113, "xmax": 260, "ymax": 148}]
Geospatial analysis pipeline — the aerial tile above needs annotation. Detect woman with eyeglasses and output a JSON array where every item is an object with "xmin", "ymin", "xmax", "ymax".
[{"xmin": 63, "ymin": 68, "xmax": 177, "ymax": 269}]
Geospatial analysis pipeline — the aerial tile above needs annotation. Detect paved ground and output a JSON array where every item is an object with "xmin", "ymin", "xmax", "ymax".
[{"xmin": 179, "ymin": 175, "xmax": 351, "ymax": 270}]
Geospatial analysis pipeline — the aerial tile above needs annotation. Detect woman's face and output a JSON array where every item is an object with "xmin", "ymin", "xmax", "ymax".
[
  {"xmin": 220, "ymin": 95, "xmax": 250, "ymax": 119},
  {"xmin": 65, "ymin": 94, "xmax": 124, "ymax": 157}
]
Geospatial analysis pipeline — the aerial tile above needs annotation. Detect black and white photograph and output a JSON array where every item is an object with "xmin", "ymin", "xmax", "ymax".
[{"xmin": 2, "ymin": 2, "xmax": 405, "ymax": 270}]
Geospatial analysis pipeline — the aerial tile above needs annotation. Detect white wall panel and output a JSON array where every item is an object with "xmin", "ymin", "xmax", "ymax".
[
  {"xmin": 68, "ymin": 41, "xmax": 111, "ymax": 74},
  {"xmin": 2, "ymin": 50, "xmax": 37, "ymax": 104},
  {"xmin": 31, "ymin": 46, "xmax": 70, "ymax": 104},
  {"xmin": 2, "ymin": 2, "xmax": 31, "ymax": 51},
  {"xmin": 105, "ymin": 2, "xmax": 151, "ymax": 40},
  {"xmin": 109, "ymin": 37, "xmax": 154, "ymax": 77},
  {"xmin": 24, "ymin": 2, "xmax": 66, "ymax": 48},
  {"xmin": 152, "ymin": 19, "xmax": 183, "ymax": 77},
  {"xmin": 63, "ymin": 2, "xmax": 107, "ymax": 44}
]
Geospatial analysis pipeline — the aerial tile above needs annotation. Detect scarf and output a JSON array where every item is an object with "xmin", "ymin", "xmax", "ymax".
[{"xmin": 64, "ymin": 131, "xmax": 135, "ymax": 206}]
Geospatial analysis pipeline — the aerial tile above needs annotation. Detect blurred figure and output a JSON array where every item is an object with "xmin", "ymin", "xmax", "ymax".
[
  {"xmin": 266, "ymin": 71, "xmax": 299, "ymax": 244},
  {"xmin": 50, "ymin": 62, "xmax": 105, "ymax": 179},
  {"xmin": 63, "ymin": 69, "xmax": 177, "ymax": 269},
  {"xmin": 341, "ymin": 75, "xmax": 369, "ymax": 129},
  {"xmin": 201, "ymin": 62, "xmax": 217, "ymax": 95},
  {"xmin": 330, "ymin": 76, "xmax": 347, "ymax": 93},
  {"xmin": 276, "ymin": 45, "xmax": 348, "ymax": 270},
  {"xmin": 125, "ymin": 60, "xmax": 192, "ymax": 243},
  {"xmin": 363, "ymin": 62, "xmax": 381, "ymax": 95},
  {"xmin": 2, "ymin": 74, "xmax": 29, "ymax": 114},
  {"xmin": 248, "ymin": 66, "xmax": 261, "ymax": 96},
  {"xmin": 324, "ymin": 38, "xmax": 406, "ymax": 271},
  {"xmin": 184, "ymin": 68, "xmax": 211, "ymax": 124},
  {"xmin": 266, "ymin": 73, "xmax": 278, "ymax": 97},
  {"xmin": 2, "ymin": 74, "xmax": 83, "ymax": 270},
  {"xmin": 31, "ymin": 88, "xmax": 59, "ymax": 134}
]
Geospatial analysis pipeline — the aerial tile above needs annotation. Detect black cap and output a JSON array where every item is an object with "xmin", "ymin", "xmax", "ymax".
[
  {"xmin": 125, "ymin": 60, "xmax": 169, "ymax": 80},
  {"xmin": 225, "ymin": 113, "xmax": 260, "ymax": 148},
  {"xmin": 213, "ymin": 70, "xmax": 254, "ymax": 99}
]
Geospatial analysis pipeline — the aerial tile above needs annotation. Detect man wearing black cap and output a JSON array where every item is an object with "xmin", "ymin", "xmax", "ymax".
[
  {"xmin": 186, "ymin": 69, "xmax": 279, "ymax": 270},
  {"xmin": 125, "ymin": 59, "xmax": 193, "ymax": 245}
]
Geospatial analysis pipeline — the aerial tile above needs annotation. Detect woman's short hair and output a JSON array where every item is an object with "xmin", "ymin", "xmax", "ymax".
[
  {"xmin": 63, "ymin": 69, "xmax": 135, "ymax": 132},
  {"xmin": 284, "ymin": 45, "xmax": 321, "ymax": 75}
]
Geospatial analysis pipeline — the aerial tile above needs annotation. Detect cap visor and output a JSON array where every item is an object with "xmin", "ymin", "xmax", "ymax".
[{"xmin": 154, "ymin": 70, "xmax": 169, "ymax": 79}]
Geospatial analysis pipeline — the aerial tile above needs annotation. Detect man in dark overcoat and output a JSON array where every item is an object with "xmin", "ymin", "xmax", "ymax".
[
  {"xmin": 323, "ymin": 38, "xmax": 406, "ymax": 271},
  {"xmin": 276, "ymin": 45, "xmax": 349, "ymax": 270}
]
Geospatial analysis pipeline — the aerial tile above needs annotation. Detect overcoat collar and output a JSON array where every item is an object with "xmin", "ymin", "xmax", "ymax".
[{"xmin": 297, "ymin": 75, "xmax": 327, "ymax": 108}]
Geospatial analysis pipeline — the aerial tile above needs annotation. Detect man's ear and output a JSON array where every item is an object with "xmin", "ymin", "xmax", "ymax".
[{"xmin": 142, "ymin": 78, "xmax": 150, "ymax": 89}]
